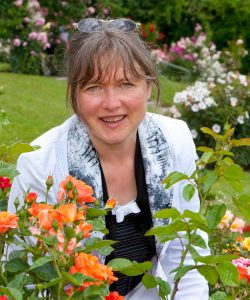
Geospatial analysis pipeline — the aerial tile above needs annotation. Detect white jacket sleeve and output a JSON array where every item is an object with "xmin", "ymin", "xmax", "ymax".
[
  {"xmin": 160, "ymin": 120, "xmax": 210, "ymax": 300},
  {"xmin": 8, "ymin": 147, "xmax": 59, "ymax": 213}
]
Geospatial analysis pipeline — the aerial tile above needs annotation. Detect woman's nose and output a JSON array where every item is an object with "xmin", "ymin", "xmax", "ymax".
[{"xmin": 102, "ymin": 88, "xmax": 121, "ymax": 110}]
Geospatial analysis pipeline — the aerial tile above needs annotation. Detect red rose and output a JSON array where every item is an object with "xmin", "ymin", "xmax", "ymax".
[{"xmin": 0, "ymin": 177, "xmax": 11, "ymax": 191}]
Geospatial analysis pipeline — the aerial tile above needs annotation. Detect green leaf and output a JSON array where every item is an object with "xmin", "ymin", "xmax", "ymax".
[
  {"xmin": 154, "ymin": 207, "xmax": 181, "ymax": 220},
  {"xmin": 224, "ymin": 164, "xmax": 244, "ymax": 181},
  {"xmin": 0, "ymin": 287, "xmax": 23, "ymax": 300},
  {"xmin": 7, "ymin": 142, "xmax": 35, "ymax": 158},
  {"xmin": 200, "ymin": 127, "xmax": 221, "ymax": 140},
  {"xmin": 0, "ymin": 160, "xmax": 19, "ymax": 177},
  {"xmin": 146, "ymin": 220, "xmax": 187, "ymax": 237},
  {"xmin": 196, "ymin": 254, "xmax": 238, "ymax": 264},
  {"xmin": 173, "ymin": 265, "xmax": 194, "ymax": 280},
  {"xmin": 33, "ymin": 262, "xmax": 58, "ymax": 281},
  {"xmin": 83, "ymin": 284, "xmax": 109, "ymax": 298},
  {"xmin": 197, "ymin": 265, "xmax": 218, "ymax": 285},
  {"xmin": 36, "ymin": 277, "xmax": 63, "ymax": 290},
  {"xmin": 182, "ymin": 210, "xmax": 207, "ymax": 225},
  {"xmin": 162, "ymin": 171, "xmax": 188, "ymax": 189},
  {"xmin": 107, "ymin": 258, "xmax": 133, "ymax": 270},
  {"xmin": 190, "ymin": 233, "xmax": 207, "ymax": 249},
  {"xmin": 142, "ymin": 273, "xmax": 157, "ymax": 289},
  {"xmin": 88, "ymin": 218, "xmax": 106, "ymax": 231},
  {"xmin": 62, "ymin": 272, "xmax": 99, "ymax": 286},
  {"xmin": 199, "ymin": 151, "xmax": 214, "ymax": 164},
  {"xmin": 183, "ymin": 184, "xmax": 196, "ymax": 201},
  {"xmin": 84, "ymin": 238, "xmax": 116, "ymax": 256},
  {"xmin": 86, "ymin": 208, "xmax": 106, "ymax": 218},
  {"xmin": 7, "ymin": 273, "xmax": 28, "ymax": 289},
  {"xmin": 202, "ymin": 170, "xmax": 219, "ymax": 194},
  {"xmin": 232, "ymin": 195, "xmax": 250, "ymax": 220},
  {"xmin": 231, "ymin": 138, "xmax": 250, "ymax": 147},
  {"xmin": 197, "ymin": 146, "xmax": 214, "ymax": 153},
  {"xmin": 4, "ymin": 257, "xmax": 29, "ymax": 273},
  {"xmin": 209, "ymin": 291, "xmax": 229, "ymax": 300},
  {"xmin": 155, "ymin": 277, "xmax": 171, "ymax": 299},
  {"xmin": 28, "ymin": 256, "xmax": 53, "ymax": 271},
  {"xmin": 189, "ymin": 246, "xmax": 201, "ymax": 261},
  {"xmin": 217, "ymin": 262, "xmax": 239, "ymax": 287},
  {"xmin": 206, "ymin": 204, "xmax": 226, "ymax": 229},
  {"xmin": 108, "ymin": 259, "xmax": 152, "ymax": 276},
  {"xmin": 9, "ymin": 250, "xmax": 28, "ymax": 260},
  {"xmin": 0, "ymin": 108, "xmax": 10, "ymax": 127},
  {"xmin": 158, "ymin": 233, "xmax": 179, "ymax": 243}
]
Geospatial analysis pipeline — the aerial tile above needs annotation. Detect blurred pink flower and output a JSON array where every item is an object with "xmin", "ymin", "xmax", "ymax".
[
  {"xmin": 43, "ymin": 42, "xmax": 51, "ymax": 49},
  {"xmin": 87, "ymin": 6, "xmax": 96, "ymax": 15},
  {"xmin": 22, "ymin": 41, "xmax": 28, "ymax": 47},
  {"xmin": 195, "ymin": 23, "xmax": 202, "ymax": 32},
  {"xmin": 23, "ymin": 17, "xmax": 31, "ymax": 23},
  {"xmin": 13, "ymin": 38, "xmax": 21, "ymax": 47},
  {"xmin": 30, "ymin": 50, "xmax": 38, "ymax": 56},
  {"xmin": 36, "ymin": 18, "xmax": 45, "ymax": 26},
  {"xmin": 218, "ymin": 210, "xmax": 234, "ymax": 229},
  {"xmin": 37, "ymin": 32, "xmax": 47, "ymax": 44},
  {"xmin": 14, "ymin": 0, "xmax": 23, "ymax": 7},
  {"xmin": 230, "ymin": 217, "xmax": 245, "ymax": 234},
  {"xmin": 28, "ymin": 32, "xmax": 38, "ymax": 40}
]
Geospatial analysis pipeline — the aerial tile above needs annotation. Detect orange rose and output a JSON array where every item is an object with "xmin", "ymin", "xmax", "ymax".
[
  {"xmin": 106, "ymin": 291, "xmax": 124, "ymax": 300},
  {"xmin": 218, "ymin": 210, "xmax": 234, "ymax": 229},
  {"xmin": 28, "ymin": 203, "xmax": 53, "ymax": 217},
  {"xmin": 76, "ymin": 221, "xmax": 92, "ymax": 238},
  {"xmin": 59, "ymin": 176, "xmax": 96, "ymax": 205},
  {"xmin": 26, "ymin": 192, "xmax": 38, "ymax": 203},
  {"xmin": 105, "ymin": 198, "xmax": 117, "ymax": 209},
  {"xmin": 242, "ymin": 237, "xmax": 250, "ymax": 251},
  {"xmin": 55, "ymin": 203, "xmax": 85, "ymax": 224},
  {"xmin": 69, "ymin": 253, "xmax": 117, "ymax": 289},
  {"xmin": 38, "ymin": 209, "xmax": 54, "ymax": 230},
  {"xmin": 0, "ymin": 211, "xmax": 19, "ymax": 234},
  {"xmin": 230, "ymin": 217, "xmax": 245, "ymax": 234}
]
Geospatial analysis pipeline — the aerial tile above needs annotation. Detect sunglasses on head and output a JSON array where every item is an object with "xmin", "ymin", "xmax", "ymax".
[{"xmin": 73, "ymin": 18, "xmax": 138, "ymax": 33}]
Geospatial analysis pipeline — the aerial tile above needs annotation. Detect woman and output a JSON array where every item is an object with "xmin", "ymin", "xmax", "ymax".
[{"xmin": 9, "ymin": 18, "xmax": 209, "ymax": 299}]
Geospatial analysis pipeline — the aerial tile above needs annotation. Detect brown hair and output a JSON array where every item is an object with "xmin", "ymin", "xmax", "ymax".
[{"xmin": 65, "ymin": 24, "xmax": 160, "ymax": 115}]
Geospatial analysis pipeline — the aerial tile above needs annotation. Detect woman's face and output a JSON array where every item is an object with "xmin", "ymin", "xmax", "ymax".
[{"xmin": 77, "ymin": 64, "xmax": 152, "ymax": 149}]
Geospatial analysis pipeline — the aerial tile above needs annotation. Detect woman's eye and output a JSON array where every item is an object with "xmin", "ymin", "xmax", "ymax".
[
  {"xmin": 87, "ymin": 85, "xmax": 102, "ymax": 92},
  {"xmin": 120, "ymin": 82, "xmax": 134, "ymax": 88}
]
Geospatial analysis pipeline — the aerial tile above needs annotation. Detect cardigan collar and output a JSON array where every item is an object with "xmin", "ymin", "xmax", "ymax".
[{"xmin": 67, "ymin": 114, "xmax": 173, "ymax": 257}]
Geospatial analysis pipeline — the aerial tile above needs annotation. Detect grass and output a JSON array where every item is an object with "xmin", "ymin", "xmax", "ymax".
[
  {"xmin": 0, "ymin": 72, "xmax": 71, "ymax": 144},
  {"xmin": 0, "ymin": 71, "xmax": 187, "ymax": 145}
]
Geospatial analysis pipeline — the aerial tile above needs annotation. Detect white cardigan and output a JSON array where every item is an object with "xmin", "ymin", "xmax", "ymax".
[{"xmin": 9, "ymin": 113, "xmax": 209, "ymax": 299}]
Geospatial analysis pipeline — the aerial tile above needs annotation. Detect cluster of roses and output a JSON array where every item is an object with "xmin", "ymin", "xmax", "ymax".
[
  {"xmin": 217, "ymin": 210, "xmax": 250, "ymax": 284},
  {"xmin": 0, "ymin": 175, "xmax": 122, "ymax": 300}
]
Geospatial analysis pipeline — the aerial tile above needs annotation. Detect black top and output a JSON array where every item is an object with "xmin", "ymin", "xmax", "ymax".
[{"xmin": 100, "ymin": 133, "xmax": 156, "ymax": 296}]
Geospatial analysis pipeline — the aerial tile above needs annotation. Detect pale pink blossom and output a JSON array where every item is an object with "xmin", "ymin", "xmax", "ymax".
[
  {"xmin": 230, "ymin": 217, "xmax": 245, "ymax": 234},
  {"xmin": 30, "ymin": 50, "xmax": 38, "ymax": 56},
  {"xmin": 195, "ymin": 23, "xmax": 202, "ymax": 32},
  {"xmin": 43, "ymin": 42, "xmax": 51, "ymax": 49},
  {"xmin": 232, "ymin": 257, "xmax": 250, "ymax": 268},
  {"xmin": 14, "ymin": 0, "xmax": 23, "ymax": 7},
  {"xmin": 29, "ymin": 226, "xmax": 41, "ymax": 235},
  {"xmin": 236, "ymin": 39, "xmax": 244, "ymax": 45},
  {"xmin": 13, "ymin": 38, "xmax": 21, "ymax": 47},
  {"xmin": 218, "ymin": 210, "xmax": 234, "ymax": 229},
  {"xmin": 28, "ymin": 32, "xmax": 37, "ymax": 40},
  {"xmin": 22, "ymin": 41, "xmax": 28, "ymax": 47},
  {"xmin": 23, "ymin": 17, "xmax": 31, "ymax": 23},
  {"xmin": 87, "ymin": 6, "xmax": 95, "ymax": 15},
  {"xmin": 37, "ymin": 32, "xmax": 47, "ymax": 44},
  {"xmin": 36, "ymin": 17, "xmax": 45, "ymax": 26}
]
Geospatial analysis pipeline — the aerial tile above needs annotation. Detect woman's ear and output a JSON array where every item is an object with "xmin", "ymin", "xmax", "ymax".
[{"xmin": 146, "ymin": 81, "xmax": 153, "ymax": 100}]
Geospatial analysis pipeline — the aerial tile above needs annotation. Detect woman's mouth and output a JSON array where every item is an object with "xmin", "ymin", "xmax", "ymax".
[{"xmin": 100, "ymin": 115, "xmax": 126, "ymax": 124}]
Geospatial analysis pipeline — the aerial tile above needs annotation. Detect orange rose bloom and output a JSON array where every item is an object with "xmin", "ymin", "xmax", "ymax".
[
  {"xmin": 26, "ymin": 192, "xmax": 38, "ymax": 203},
  {"xmin": 59, "ymin": 176, "xmax": 96, "ymax": 205},
  {"xmin": 28, "ymin": 203, "xmax": 53, "ymax": 217},
  {"xmin": 105, "ymin": 198, "xmax": 117, "ymax": 209},
  {"xmin": 76, "ymin": 221, "xmax": 92, "ymax": 238},
  {"xmin": 55, "ymin": 203, "xmax": 85, "ymax": 224},
  {"xmin": 106, "ymin": 291, "xmax": 124, "ymax": 300},
  {"xmin": 0, "ymin": 211, "xmax": 19, "ymax": 234},
  {"xmin": 69, "ymin": 253, "xmax": 117, "ymax": 290}
]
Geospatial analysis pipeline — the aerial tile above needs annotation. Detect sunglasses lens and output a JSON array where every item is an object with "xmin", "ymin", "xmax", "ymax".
[
  {"xmin": 78, "ymin": 18, "xmax": 102, "ymax": 33},
  {"xmin": 110, "ymin": 19, "xmax": 137, "ymax": 32}
]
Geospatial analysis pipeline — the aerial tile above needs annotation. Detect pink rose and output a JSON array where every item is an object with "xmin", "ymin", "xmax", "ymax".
[
  {"xmin": 28, "ymin": 32, "xmax": 37, "ymax": 40},
  {"xmin": 14, "ymin": 0, "xmax": 23, "ymax": 7},
  {"xmin": 23, "ymin": 17, "xmax": 31, "ymax": 23},
  {"xmin": 13, "ymin": 38, "xmax": 21, "ymax": 47},
  {"xmin": 230, "ymin": 217, "xmax": 245, "ymax": 234},
  {"xmin": 36, "ymin": 18, "xmax": 45, "ymax": 26}
]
